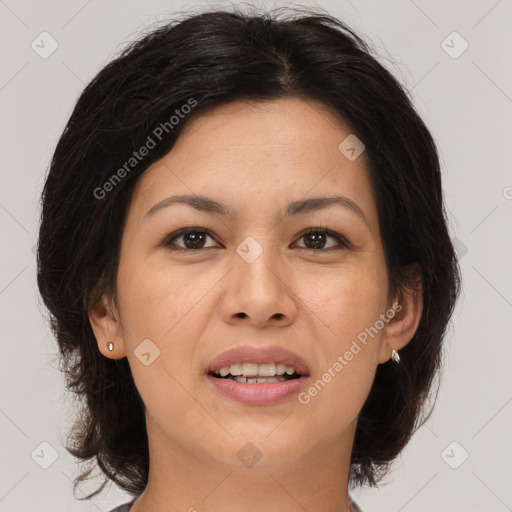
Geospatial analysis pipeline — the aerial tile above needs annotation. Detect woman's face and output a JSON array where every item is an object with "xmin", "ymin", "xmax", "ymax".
[{"xmin": 91, "ymin": 97, "xmax": 417, "ymax": 473}]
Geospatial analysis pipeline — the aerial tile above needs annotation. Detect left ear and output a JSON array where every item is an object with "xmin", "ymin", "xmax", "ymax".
[
  {"xmin": 378, "ymin": 265, "xmax": 423, "ymax": 364},
  {"xmin": 89, "ymin": 292, "xmax": 128, "ymax": 360}
]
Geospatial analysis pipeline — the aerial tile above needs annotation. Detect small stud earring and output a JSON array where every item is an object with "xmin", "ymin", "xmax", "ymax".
[
  {"xmin": 107, "ymin": 342, "xmax": 114, "ymax": 352},
  {"xmin": 391, "ymin": 349, "xmax": 400, "ymax": 364}
]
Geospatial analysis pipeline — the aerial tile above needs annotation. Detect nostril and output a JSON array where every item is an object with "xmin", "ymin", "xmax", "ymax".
[{"xmin": 236, "ymin": 312, "xmax": 246, "ymax": 318}]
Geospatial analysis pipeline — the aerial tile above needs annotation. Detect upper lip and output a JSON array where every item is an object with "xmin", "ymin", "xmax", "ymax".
[{"xmin": 206, "ymin": 345, "xmax": 310, "ymax": 376}]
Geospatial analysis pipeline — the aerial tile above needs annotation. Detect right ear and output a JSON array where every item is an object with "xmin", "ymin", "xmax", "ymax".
[{"xmin": 88, "ymin": 293, "xmax": 127, "ymax": 359}]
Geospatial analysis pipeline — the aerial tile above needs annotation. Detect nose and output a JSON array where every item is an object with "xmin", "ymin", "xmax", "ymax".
[{"xmin": 220, "ymin": 248, "xmax": 298, "ymax": 329}]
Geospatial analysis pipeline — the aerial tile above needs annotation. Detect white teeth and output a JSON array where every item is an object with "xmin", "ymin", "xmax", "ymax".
[
  {"xmin": 257, "ymin": 377, "xmax": 280, "ymax": 383},
  {"xmin": 258, "ymin": 363, "xmax": 276, "ymax": 376},
  {"xmin": 275, "ymin": 363, "xmax": 287, "ymax": 375},
  {"xmin": 216, "ymin": 362, "xmax": 297, "ymax": 378},
  {"xmin": 242, "ymin": 363, "xmax": 259, "ymax": 377},
  {"xmin": 229, "ymin": 363, "xmax": 242, "ymax": 376},
  {"xmin": 231, "ymin": 376, "xmax": 286, "ymax": 383}
]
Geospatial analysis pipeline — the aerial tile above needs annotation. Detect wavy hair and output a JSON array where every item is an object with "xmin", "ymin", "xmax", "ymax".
[{"xmin": 36, "ymin": 6, "xmax": 461, "ymax": 499}]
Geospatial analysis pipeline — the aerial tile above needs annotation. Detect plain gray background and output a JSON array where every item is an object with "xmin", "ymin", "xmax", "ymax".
[{"xmin": 1, "ymin": 0, "xmax": 511, "ymax": 511}]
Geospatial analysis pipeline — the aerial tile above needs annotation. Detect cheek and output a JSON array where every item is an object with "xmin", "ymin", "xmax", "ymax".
[
  {"xmin": 295, "ymin": 263, "xmax": 386, "ymax": 422},
  {"xmin": 308, "ymin": 261, "xmax": 388, "ymax": 347},
  {"xmin": 117, "ymin": 254, "xmax": 209, "ymax": 341},
  {"xmin": 115, "ymin": 258, "xmax": 210, "ymax": 417},
  {"xmin": 115, "ymin": 257, "xmax": 219, "ymax": 404}
]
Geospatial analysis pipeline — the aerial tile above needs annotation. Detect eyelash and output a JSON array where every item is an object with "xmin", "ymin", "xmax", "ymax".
[{"xmin": 162, "ymin": 227, "xmax": 352, "ymax": 252}]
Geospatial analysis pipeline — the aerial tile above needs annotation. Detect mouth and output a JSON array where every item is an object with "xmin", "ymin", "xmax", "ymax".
[
  {"xmin": 205, "ymin": 345, "xmax": 310, "ymax": 404},
  {"xmin": 208, "ymin": 362, "xmax": 304, "ymax": 383},
  {"xmin": 206, "ymin": 345, "xmax": 310, "ymax": 379}
]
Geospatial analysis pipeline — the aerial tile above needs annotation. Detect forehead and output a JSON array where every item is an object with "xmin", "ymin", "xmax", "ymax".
[
  {"xmin": 172, "ymin": 97, "xmax": 360, "ymax": 160},
  {"xmin": 129, "ymin": 97, "xmax": 377, "ymax": 226}
]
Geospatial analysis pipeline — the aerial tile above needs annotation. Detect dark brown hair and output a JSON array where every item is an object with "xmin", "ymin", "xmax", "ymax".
[{"xmin": 36, "ymin": 6, "xmax": 460, "ymax": 499}]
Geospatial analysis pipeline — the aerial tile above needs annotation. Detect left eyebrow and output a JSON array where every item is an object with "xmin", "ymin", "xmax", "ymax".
[
  {"xmin": 284, "ymin": 196, "xmax": 369, "ymax": 227},
  {"xmin": 144, "ymin": 194, "xmax": 369, "ymax": 227},
  {"xmin": 145, "ymin": 194, "xmax": 235, "ymax": 218}
]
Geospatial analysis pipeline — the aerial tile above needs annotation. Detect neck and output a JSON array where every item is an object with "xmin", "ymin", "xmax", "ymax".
[{"xmin": 129, "ymin": 416, "xmax": 357, "ymax": 512}]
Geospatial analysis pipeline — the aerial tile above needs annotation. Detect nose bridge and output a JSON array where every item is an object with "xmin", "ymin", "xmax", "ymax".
[
  {"xmin": 221, "ymin": 232, "xmax": 297, "ymax": 326},
  {"xmin": 234, "ymin": 233, "xmax": 285, "ymax": 296}
]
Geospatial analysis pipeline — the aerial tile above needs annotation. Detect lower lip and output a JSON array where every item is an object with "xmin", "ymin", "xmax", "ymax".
[{"xmin": 206, "ymin": 375, "xmax": 308, "ymax": 404}]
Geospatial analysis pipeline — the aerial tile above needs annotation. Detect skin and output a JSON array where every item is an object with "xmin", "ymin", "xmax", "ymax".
[{"xmin": 89, "ymin": 97, "xmax": 422, "ymax": 512}]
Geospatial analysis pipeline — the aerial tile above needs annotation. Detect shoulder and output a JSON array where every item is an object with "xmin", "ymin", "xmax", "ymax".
[
  {"xmin": 108, "ymin": 497, "xmax": 364, "ymax": 512},
  {"xmin": 107, "ymin": 502, "xmax": 135, "ymax": 512}
]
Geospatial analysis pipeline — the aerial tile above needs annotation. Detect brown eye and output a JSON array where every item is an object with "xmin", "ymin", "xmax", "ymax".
[
  {"xmin": 164, "ymin": 229, "xmax": 218, "ymax": 250},
  {"xmin": 163, "ymin": 227, "xmax": 351, "ymax": 253},
  {"xmin": 295, "ymin": 229, "xmax": 350, "ymax": 251}
]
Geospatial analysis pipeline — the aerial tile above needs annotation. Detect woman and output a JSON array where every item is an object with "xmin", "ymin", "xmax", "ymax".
[{"xmin": 36, "ymin": 7, "xmax": 460, "ymax": 512}]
